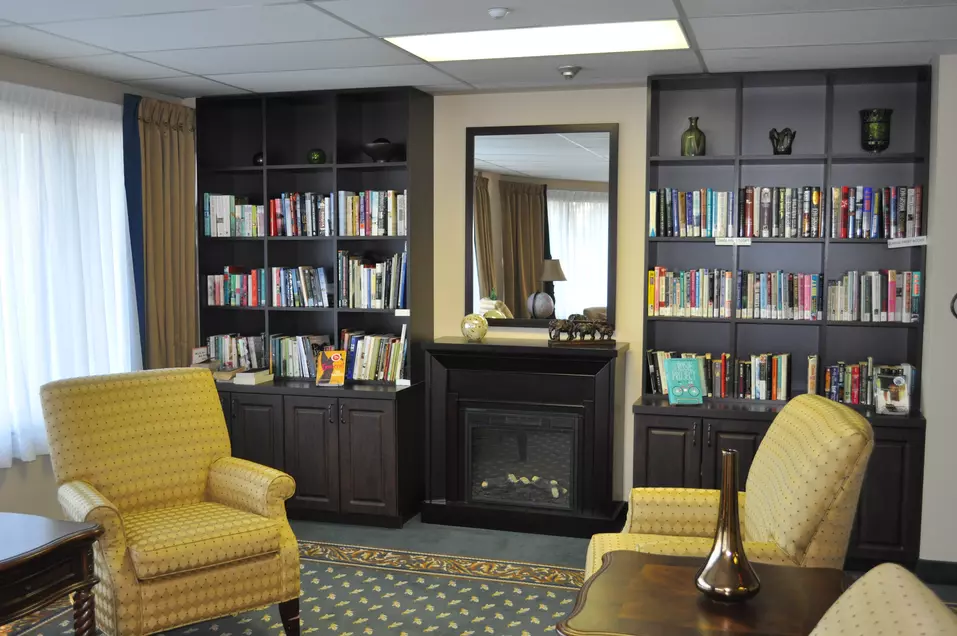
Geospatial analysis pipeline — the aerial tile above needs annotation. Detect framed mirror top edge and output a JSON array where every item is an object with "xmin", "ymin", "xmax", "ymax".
[{"xmin": 465, "ymin": 123, "xmax": 618, "ymax": 329}]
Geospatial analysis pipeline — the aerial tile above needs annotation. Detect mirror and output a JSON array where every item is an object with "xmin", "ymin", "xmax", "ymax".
[{"xmin": 465, "ymin": 124, "xmax": 618, "ymax": 327}]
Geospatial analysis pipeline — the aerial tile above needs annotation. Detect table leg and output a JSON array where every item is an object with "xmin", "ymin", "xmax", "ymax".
[
  {"xmin": 279, "ymin": 598, "xmax": 300, "ymax": 636},
  {"xmin": 73, "ymin": 587, "xmax": 95, "ymax": 636}
]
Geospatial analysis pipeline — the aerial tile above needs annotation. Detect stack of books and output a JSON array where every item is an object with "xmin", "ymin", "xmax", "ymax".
[
  {"xmin": 338, "ymin": 249, "xmax": 408, "ymax": 309},
  {"xmin": 808, "ymin": 354, "xmax": 915, "ymax": 414},
  {"xmin": 736, "ymin": 271, "xmax": 823, "ymax": 321},
  {"xmin": 203, "ymin": 194, "xmax": 266, "ymax": 237},
  {"xmin": 646, "ymin": 349, "xmax": 791, "ymax": 401},
  {"xmin": 338, "ymin": 190, "xmax": 407, "ymax": 236},
  {"xmin": 269, "ymin": 334, "xmax": 331, "ymax": 378},
  {"xmin": 207, "ymin": 334, "xmax": 265, "ymax": 370},
  {"xmin": 269, "ymin": 192, "xmax": 335, "ymax": 237},
  {"xmin": 206, "ymin": 267, "xmax": 267, "ymax": 307},
  {"xmin": 647, "ymin": 268, "xmax": 734, "ymax": 318},
  {"xmin": 270, "ymin": 266, "xmax": 333, "ymax": 308},
  {"xmin": 830, "ymin": 185, "xmax": 923, "ymax": 239},
  {"xmin": 826, "ymin": 270, "xmax": 921, "ymax": 322},
  {"xmin": 341, "ymin": 328, "xmax": 408, "ymax": 382}
]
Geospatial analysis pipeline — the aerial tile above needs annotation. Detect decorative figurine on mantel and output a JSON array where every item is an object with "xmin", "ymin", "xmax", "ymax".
[
  {"xmin": 680, "ymin": 116, "xmax": 706, "ymax": 157},
  {"xmin": 769, "ymin": 128, "xmax": 796, "ymax": 155},
  {"xmin": 548, "ymin": 315, "xmax": 615, "ymax": 346},
  {"xmin": 461, "ymin": 313, "xmax": 489, "ymax": 343}
]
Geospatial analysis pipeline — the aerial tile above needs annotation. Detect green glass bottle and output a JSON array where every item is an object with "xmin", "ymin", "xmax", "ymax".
[{"xmin": 681, "ymin": 116, "xmax": 706, "ymax": 157}]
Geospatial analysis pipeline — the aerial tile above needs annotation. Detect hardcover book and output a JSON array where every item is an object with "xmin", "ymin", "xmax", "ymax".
[
  {"xmin": 316, "ymin": 350, "xmax": 347, "ymax": 385},
  {"xmin": 662, "ymin": 358, "xmax": 704, "ymax": 405}
]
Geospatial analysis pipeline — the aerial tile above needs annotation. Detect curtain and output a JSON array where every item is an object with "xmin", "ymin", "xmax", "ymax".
[
  {"xmin": 473, "ymin": 175, "xmax": 495, "ymax": 299},
  {"xmin": 500, "ymin": 180, "xmax": 545, "ymax": 319},
  {"xmin": 547, "ymin": 189, "xmax": 609, "ymax": 320},
  {"xmin": 137, "ymin": 98, "xmax": 197, "ymax": 368},
  {"xmin": 0, "ymin": 81, "xmax": 142, "ymax": 467}
]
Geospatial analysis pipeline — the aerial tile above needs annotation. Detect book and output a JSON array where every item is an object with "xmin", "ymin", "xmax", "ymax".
[
  {"xmin": 807, "ymin": 354, "xmax": 818, "ymax": 394},
  {"xmin": 662, "ymin": 358, "xmax": 704, "ymax": 405},
  {"xmin": 233, "ymin": 368, "xmax": 274, "ymax": 385},
  {"xmin": 827, "ymin": 270, "xmax": 921, "ymax": 322},
  {"xmin": 875, "ymin": 368, "xmax": 911, "ymax": 415},
  {"xmin": 338, "ymin": 248, "xmax": 408, "ymax": 309},
  {"xmin": 212, "ymin": 367, "xmax": 245, "ymax": 381},
  {"xmin": 337, "ymin": 190, "xmax": 408, "ymax": 236},
  {"xmin": 316, "ymin": 350, "xmax": 347, "ymax": 385}
]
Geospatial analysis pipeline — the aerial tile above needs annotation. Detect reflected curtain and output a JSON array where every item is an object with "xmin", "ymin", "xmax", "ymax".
[
  {"xmin": 138, "ymin": 98, "xmax": 196, "ymax": 368},
  {"xmin": 473, "ymin": 175, "xmax": 495, "ymax": 298},
  {"xmin": 547, "ymin": 189, "xmax": 609, "ymax": 319},
  {"xmin": 500, "ymin": 180, "xmax": 545, "ymax": 319}
]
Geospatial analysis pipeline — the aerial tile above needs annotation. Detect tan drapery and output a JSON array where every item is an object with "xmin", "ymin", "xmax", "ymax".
[
  {"xmin": 500, "ymin": 180, "xmax": 545, "ymax": 319},
  {"xmin": 138, "ymin": 98, "xmax": 196, "ymax": 368},
  {"xmin": 473, "ymin": 175, "xmax": 495, "ymax": 298}
]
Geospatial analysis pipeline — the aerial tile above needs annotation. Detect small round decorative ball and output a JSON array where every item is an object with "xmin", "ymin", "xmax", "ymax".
[
  {"xmin": 307, "ymin": 148, "xmax": 326, "ymax": 164},
  {"xmin": 527, "ymin": 292, "xmax": 555, "ymax": 319},
  {"xmin": 252, "ymin": 151, "xmax": 264, "ymax": 166},
  {"xmin": 461, "ymin": 313, "xmax": 489, "ymax": 343},
  {"xmin": 483, "ymin": 309, "xmax": 507, "ymax": 320}
]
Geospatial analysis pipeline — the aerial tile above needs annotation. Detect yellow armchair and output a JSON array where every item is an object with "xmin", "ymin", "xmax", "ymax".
[
  {"xmin": 41, "ymin": 368, "xmax": 300, "ymax": 636},
  {"xmin": 587, "ymin": 394, "xmax": 874, "ymax": 578}
]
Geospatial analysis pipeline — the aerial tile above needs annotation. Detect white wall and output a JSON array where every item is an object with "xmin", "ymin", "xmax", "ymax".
[{"xmin": 919, "ymin": 53, "xmax": 957, "ymax": 563}]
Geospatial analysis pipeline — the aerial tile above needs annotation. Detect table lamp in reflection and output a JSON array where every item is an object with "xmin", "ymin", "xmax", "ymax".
[{"xmin": 527, "ymin": 259, "xmax": 566, "ymax": 319}]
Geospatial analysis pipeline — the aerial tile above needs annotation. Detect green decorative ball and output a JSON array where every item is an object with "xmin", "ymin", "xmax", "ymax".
[{"xmin": 307, "ymin": 148, "xmax": 326, "ymax": 164}]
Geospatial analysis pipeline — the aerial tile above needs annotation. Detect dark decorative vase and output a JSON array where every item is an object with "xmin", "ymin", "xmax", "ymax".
[
  {"xmin": 769, "ymin": 128, "xmax": 796, "ymax": 155},
  {"xmin": 695, "ymin": 449, "xmax": 760, "ymax": 602},
  {"xmin": 252, "ymin": 151, "xmax": 264, "ymax": 166},
  {"xmin": 307, "ymin": 148, "xmax": 326, "ymax": 164},
  {"xmin": 681, "ymin": 116, "xmax": 706, "ymax": 157},
  {"xmin": 860, "ymin": 108, "xmax": 892, "ymax": 153}
]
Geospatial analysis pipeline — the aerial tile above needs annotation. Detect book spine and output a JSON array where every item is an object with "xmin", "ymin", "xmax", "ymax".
[
  {"xmin": 811, "ymin": 187, "xmax": 821, "ymax": 238},
  {"xmin": 745, "ymin": 186, "xmax": 754, "ymax": 237},
  {"xmin": 649, "ymin": 190, "xmax": 657, "ymax": 237},
  {"xmin": 914, "ymin": 185, "xmax": 922, "ymax": 236}
]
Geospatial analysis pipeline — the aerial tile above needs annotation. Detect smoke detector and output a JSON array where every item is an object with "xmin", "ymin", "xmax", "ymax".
[
  {"xmin": 558, "ymin": 65, "xmax": 582, "ymax": 80},
  {"xmin": 488, "ymin": 7, "xmax": 511, "ymax": 19}
]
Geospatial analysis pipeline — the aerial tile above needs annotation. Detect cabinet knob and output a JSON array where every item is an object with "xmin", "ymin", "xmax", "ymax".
[
  {"xmin": 707, "ymin": 422, "xmax": 712, "ymax": 447},
  {"xmin": 231, "ymin": 399, "xmax": 237, "ymax": 417},
  {"xmin": 692, "ymin": 421, "xmax": 697, "ymax": 446},
  {"xmin": 327, "ymin": 404, "xmax": 334, "ymax": 424},
  {"xmin": 339, "ymin": 403, "xmax": 344, "ymax": 424}
]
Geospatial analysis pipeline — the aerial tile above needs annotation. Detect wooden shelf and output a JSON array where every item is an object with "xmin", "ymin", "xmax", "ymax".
[
  {"xmin": 826, "ymin": 320, "xmax": 919, "ymax": 328},
  {"xmin": 338, "ymin": 161, "xmax": 407, "ymax": 170},
  {"xmin": 267, "ymin": 163, "xmax": 333, "ymax": 171},
  {"xmin": 337, "ymin": 235, "xmax": 408, "ymax": 240},
  {"xmin": 739, "ymin": 154, "xmax": 826, "ymax": 164},
  {"xmin": 338, "ymin": 308, "xmax": 408, "ymax": 314},
  {"xmin": 737, "ymin": 319, "xmax": 822, "ymax": 326},
  {"xmin": 203, "ymin": 305, "xmax": 265, "ymax": 311},
  {"xmin": 650, "ymin": 156, "xmax": 734, "ymax": 166},
  {"xmin": 830, "ymin": 152, "xmax": 924, "ymax": 164},
  {"xmin": 269, "ymin": 306, "xmax": 334, "ymax": 312},
  {"xmin": 647, "ymin": 316, "xmax": 729, "ymax": 323},
  {"xmin": 267, "ymin": 236, "xmax": 335, "ymax": 241},
  {"xmin": 201, "ymin": 236, "xmax": 264, "ymax": 241}
]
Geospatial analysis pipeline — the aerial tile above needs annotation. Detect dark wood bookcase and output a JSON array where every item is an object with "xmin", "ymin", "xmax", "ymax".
[
  {"xmin": 638, "ymin": 67, "xmax": 930, "ymax": 568},
  {"xmin": 196, "ymin": 88, "xmax": 434, "ymax": 384}
]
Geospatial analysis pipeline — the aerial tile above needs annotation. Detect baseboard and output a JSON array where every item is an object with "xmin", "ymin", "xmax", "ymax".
[{"xmin": 916, "ymin": 559, "xmax": 957, "ymax": 585}]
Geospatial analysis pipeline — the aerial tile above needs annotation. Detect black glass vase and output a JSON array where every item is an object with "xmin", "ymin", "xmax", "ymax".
[{"xmin": 860, "ymin": 108, "xmax": 892, "ymax": 153}]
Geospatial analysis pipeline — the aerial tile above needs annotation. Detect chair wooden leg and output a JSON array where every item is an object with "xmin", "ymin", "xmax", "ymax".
[{"xmin": 279, "ymin": 598, "xmax": 300, "ymax": 636}]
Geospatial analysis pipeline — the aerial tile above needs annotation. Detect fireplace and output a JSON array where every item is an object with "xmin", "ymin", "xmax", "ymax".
[{"xmin": 465, "ymin": 407, "xmax": 579, "ymax": 511}]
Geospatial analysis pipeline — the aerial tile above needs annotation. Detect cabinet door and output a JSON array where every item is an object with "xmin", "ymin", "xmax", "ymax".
[
  {"xmin": 284, "ymin": 396, "xmax": 339, "ymax": 512},
  {"xmin": 847, "ymin": 426, "xmax": 925, "ymax": 565},
  {"xmin": 219, "ymin": 390, "xmax": 231, "ymax": 437},
  {"xmin": 633, "ymin": 415, "xmax": 701, "ymax": 488},
  {"xmin": 339, "ymin": 398, "xmax": 397, "ymax": 517},
  {"xmin": 231, "ymin": 393, "xmax": 284, "ymax": 470},
  {"xmin": 699, "ymin": 419, "xmax": 769, "ymax": 491}
]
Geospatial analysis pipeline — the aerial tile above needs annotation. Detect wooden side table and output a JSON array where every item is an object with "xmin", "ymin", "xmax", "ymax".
[
  {"xmin": 0, "ymin": 512, "xmax": 103, "ymax": 636},
  {"xmin": 557, "ymin": 551, "xmax": 850, "ymax": 636}
]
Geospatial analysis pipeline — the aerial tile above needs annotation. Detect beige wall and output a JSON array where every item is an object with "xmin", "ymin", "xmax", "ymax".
[
  {"xmin": 920, "ymin": 53, "xmax": 957, "ymax": 562},
  {"xmin": 435, "ymin": 87, "xmax": 646, "ymax": 499},
  {"xmin": 0, "ymin": 456, "xmax": 62, "ymax": 518}
]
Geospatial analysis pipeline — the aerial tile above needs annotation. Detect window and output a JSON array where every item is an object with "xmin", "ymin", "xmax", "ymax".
[
  {"xmin": 0, "ymin": 81, "xmax": 141, "ymax": 467},
  {"xmin": 546, "ymin": 189, "xmax": 609, "ymax": 320}
]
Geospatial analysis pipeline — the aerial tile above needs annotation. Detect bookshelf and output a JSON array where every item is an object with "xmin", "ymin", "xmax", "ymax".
[
  {"xmin": 196, "ymin": 88, "xmax": 434, "ymax": 384},
  {"xmin": 643, "ymin": 67, "xmax": 930, "ymax": 415}
]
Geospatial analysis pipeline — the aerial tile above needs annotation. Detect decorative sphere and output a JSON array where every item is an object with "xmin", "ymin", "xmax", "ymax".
[
  {"xmin": 307, "ymin": 148, "xmax": 326, "ymax": 164},
  {"xmin": 527, "ymin": 292, "xmax": 555, "ymax": 319},
  {"xmin": 483, "ymin": 309, "xmax": 507, "ymax": 320},
  {"xmin": 252, "ymin": 151, "xmax": 264, "ymax": 166},
  {"xmin": 461, "ymin": 313, "xmax": 489, "ymax": 343}
]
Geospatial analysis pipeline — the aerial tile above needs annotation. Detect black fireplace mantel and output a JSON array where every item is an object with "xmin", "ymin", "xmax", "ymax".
[{"xmin": 422, "ymin": 337, "xmax": 628, "ymax": 537}]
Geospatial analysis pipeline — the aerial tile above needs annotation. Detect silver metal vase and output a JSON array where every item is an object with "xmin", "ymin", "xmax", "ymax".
[{"xmin": 695, "ymin": 449, "xmax": 761, "ymax": 602}]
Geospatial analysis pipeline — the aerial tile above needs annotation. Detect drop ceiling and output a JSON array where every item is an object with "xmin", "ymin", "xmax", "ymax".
[
  {"xmin": 475, "ymin": 133, "xmax": 610, "ymax": 182},
  {"xmin": 1, "ymin": 0, "xmax": 956, "ymax": 97}
]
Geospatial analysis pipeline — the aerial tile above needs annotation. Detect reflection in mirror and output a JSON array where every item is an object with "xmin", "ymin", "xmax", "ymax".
[{"xmin": 471, "ymin": 132, "xmax": 611, "ymax": 321}]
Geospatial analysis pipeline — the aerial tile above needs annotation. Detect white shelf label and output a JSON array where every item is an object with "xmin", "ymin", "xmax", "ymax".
[
  {"xmin": 715, "ymin": 237, "xmax": 751, "ymax": 246},
  {"xmin": 394, "ymin": 308, "xmax": 411, "ymax": 317},
  {"xmin": 888, "ymin": 236, "xmax": 927, "ymax": 249},
  {"xmin": 396, "ymin": 379, "xmax": 411, "ymax": 387}
]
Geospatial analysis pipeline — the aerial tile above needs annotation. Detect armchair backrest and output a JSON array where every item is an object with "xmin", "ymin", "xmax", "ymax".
[
  {"xmin": 41, "ymin": 368, "xmax": 230, "ymax": 514},
  {"xmin": 744, "ymin": 394, "xmax": 873, "ymax": 568}
]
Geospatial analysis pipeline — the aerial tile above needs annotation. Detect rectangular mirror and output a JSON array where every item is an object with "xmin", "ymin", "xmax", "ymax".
[{"xmin": 465, "ymin": 124, "xmax": 619, "ymax": 327}]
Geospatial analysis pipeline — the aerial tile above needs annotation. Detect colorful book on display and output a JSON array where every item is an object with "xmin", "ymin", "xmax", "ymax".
[{"xmin": 662, "ymin": 358, "xmax": 704, "ymax": 405}]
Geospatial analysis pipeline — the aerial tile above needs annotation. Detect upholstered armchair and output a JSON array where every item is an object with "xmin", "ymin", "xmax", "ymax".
[
  {"xmin": 587, "ymin": 394, "xmax": 873, "ymax": 578},
  {"xmin": 810, "ymin": 563, "xmax": 957, "ymax": 635},
  {"xmin": 40, "ymin": 368, "xmax": 300, "ymax": 636}
]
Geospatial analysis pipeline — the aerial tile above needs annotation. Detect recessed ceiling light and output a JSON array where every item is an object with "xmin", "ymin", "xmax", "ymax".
[{"xmin": 385, "ymin": 20, "xmax": 688, "ymax": 63}]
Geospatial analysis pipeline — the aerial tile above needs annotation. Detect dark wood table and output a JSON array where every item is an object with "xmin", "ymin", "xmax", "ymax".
[
  {"xmin": 0, "ymin": 512, "xmax": 102, "ymax": 636},
  {"xmin": 557, "ymin": 551, "xmax": 850, "ymax": 636}
]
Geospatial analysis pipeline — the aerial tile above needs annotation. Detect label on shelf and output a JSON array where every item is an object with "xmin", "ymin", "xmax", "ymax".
[
  {"xmin": 396, "ymin": 379, "xmax": 412, "ymax": 387},
  {"xmin": 715, "ymin": 237, "xmax": 752, "ymax": 246},
  {"xmin": 395, "ymin": 308, "xmax": 411, "ymax": 317},
  {"xmin": 888, "ymin": 236, "xmax": 927, "ymax": 249}
]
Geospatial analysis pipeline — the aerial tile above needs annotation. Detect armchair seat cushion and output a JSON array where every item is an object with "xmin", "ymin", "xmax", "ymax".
[{"xmin": 125, "ymin": 502, "xmax": 282, "ymax": 581}]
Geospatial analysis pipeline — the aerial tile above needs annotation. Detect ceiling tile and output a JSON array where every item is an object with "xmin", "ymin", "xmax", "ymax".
[
  {"xmin": 316, "ymin": 0, "xmax": 677, "ymax": 37},
  {"xmin": 0, "ymin": 0, "xmax": 289, "ymax": 24},
  {"xmin": 47, "ymin": 53, "xmax": 187, "ymax": 80},
  {"xmin": 690, "ymin": 6, "xmax": 957, "ymax": 49},
  {"xmin": 132, "ymin": 38, "xmax": 418, "ymax": 75},
  {"xmin": 129, "ymin": 75, "xmax": 250, "ymax": 98},
  {"xmin": 0, "ymin": 25, "xmax": 110, "ymax": 59},
  {"xmin": 34, "ymin": 4, "xmax": 363, "ymax": 53},
  {"xmin": 703, "ymin": 41, "xmax": 950, "ymax": 72},
  {"xmin": 681, "ymin": 0, "xmax": 957, "ymax": 18},
  {"xmin": 207, "ymin": 64, "xmax": 455, "ymax": 93}
]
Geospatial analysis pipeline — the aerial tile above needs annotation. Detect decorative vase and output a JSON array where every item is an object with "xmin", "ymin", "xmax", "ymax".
[
  {"xmin": 860, "ymin": 109, "xmax": 892, "ymax": 153},
  {"xmin": 527, "ymin": 291, "xmax": 555, "ymax": 319},
  {"xmin": 461, "ymin": 313, "xmax": 488, "ymax": 343},
  {"xmin": 695, "ymin": 449, "xmax": 760, "ymax": 602},
  {"xmin": 680, "ymin": 116, "xmax": 706, "ymax": 157},
  {"xmin": 307, "ymin": 148, "xmax": 326, "ymax": 164},
  {"xmin": 252, "ymin": 151, "xmax": 264, "ymax": 166},
  {"xmin": 769, "ymin": 128, "xmax": 796, "ymax": 155}
]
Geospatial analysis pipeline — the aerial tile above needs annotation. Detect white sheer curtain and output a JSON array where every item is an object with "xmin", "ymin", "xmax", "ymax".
[
  {"xmin": 547, "ymin": 189, "xmax": 609, "ymax": 320},
  {"xmin": 0, "ymin": 81, "xmax": 142, "ymax": 468}
]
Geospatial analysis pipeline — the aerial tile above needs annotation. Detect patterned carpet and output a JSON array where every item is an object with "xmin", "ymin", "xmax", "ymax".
[{"xmin": 4, "ymin": 541, "xmax": 584, "ymax": 636}]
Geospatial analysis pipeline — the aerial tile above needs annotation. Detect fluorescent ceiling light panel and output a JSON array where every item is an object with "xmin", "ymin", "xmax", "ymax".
[{"xmin": 385, "ymin": 20, "xmax": 688, "ymax": 62}]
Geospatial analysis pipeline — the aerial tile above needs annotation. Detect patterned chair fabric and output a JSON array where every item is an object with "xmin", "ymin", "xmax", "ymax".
[
  {"xmin": 586, "ymin": 394, "xmax": 873, "ymax": 578},
  {"xmin": 810, "ymin": 563, "xmax": 957, "ymax": 635},
  {"xmin": 41, "ymin": 368, "xmax": 300, "ymax": 636}
]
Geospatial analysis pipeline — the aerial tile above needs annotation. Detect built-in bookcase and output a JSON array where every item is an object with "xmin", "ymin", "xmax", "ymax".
[
  {"xmin": 196, "ymin": 88, "xmax": 434, "ymax": 384},
  {"xmin": 642, "ymin": 67, "xmax": 930, "ymax": 417}
]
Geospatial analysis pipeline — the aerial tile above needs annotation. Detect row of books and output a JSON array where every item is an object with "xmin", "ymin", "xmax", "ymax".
[
  {"xmin": 830, "ymin": 185, "xmax": 923, "ymax": 239},
  {"xmin": 736, "ymin": 271, "xmax": 823, "ymax": 321},
  {"xmin": 206, "ymin": 268, "xmax": 268, "ymax": 307},
  {"xmin": 341, "ymin": 328, "xmax": 407, "ymax": 382},
  {"xmin": 207, "ymin": 333, "xmax": 266, "ymax": 370},
  {"xmin": 337, "ymin": 249, "xmax": 408, "ymax": 309},
  {"xmin": 269, "ymin": 192, "xmax": 335, "ymax": 237},
  {"xmin": 338, "ymin": 190, "xmax": 408, "ymax": 237},
  {"xmin": 646, "ymin": 350, "xmax": 791, "ymax": 401},
  {"xmin": 826, "ymin": 270, "xmax": 921, "ymax": 323},
  {"xmin": 203, "ymin": 194, "xmax": 265, "ymax": 237},
  {"xmin": 649, "ymin": 186, "xmax": 827, "ymax": 239},
  {"xmin": 816, "ymin": 357, "xmax": 915, "ymax": 414},
  {"xmin": 647, "ymin": 268, "xmax": 734, "ymax": 318},
  {"xmin": 269, "ymin": 334, "xmax": 331, "ymax": 379},
  {"xmin": 271, "ymin": 266, "xmax": 333, "ymax": 308}
]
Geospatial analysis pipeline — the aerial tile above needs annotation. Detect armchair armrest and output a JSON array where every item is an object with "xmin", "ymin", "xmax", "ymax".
[
  {"xmin": 207, "ymin": 457, "xmax": 295, "ymax": 519},
  {"xmin": 58, "ymin": 481, "xmax": 127, "ymax": 555},
  {"xmin": 625, "ymin": 487, "xmax": 746, "ymax": 538}
]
